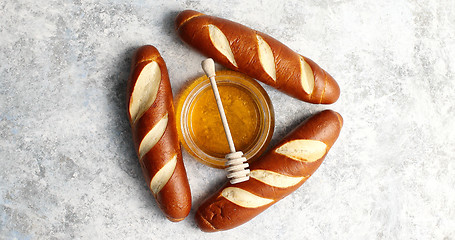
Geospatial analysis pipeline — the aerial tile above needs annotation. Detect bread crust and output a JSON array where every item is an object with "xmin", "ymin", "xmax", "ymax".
[
  {"xmin": 176, "ymin": 10, "xmax": 340, "ymax": 104},
  {"xmin": 195, "ymin": 110, "xmax": 343, "ymax": 231},
  {"xmin": 126, "ymin": 45, "xmax": 191, "ymax": 222}
]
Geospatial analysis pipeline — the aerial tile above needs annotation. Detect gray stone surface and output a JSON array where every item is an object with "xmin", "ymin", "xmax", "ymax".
[{"xmin": 1, "ymin": 0, "xmax": 454, "ymax": 239}]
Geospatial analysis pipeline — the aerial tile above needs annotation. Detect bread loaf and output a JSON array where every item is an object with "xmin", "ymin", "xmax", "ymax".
[
  {"xmin": 195, "ymin": 110, "xmax": 343, "ymax": 231},
  {"xmin": 176, "ymin": 10, "xmax": 340, "ymax": 104},
  {"xmin": 126, "ymin": 45, "xmax": 191, "ymax": 222}
]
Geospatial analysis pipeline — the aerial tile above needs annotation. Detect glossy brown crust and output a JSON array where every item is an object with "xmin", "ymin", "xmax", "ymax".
[
  {"xmin": 195, "ymin": 110, "xmax": 343, "ymax": 231},
  {"xmin": 176, "ymin": 10, "xmax": 340, "ymax": 104},
  {"xmin": 126, "ymin": 45, "xmax": 191, "ymax": 222}
]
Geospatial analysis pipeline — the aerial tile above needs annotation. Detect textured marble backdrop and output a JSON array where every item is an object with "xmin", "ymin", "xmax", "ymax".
[{"xmin": 1, "ymin": 0, "xmax": 454, "ymax": 239}]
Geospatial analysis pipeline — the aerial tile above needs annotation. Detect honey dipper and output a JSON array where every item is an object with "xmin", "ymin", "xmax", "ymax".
[{"xmin": 201, "ymin": 58, "xmax": 250, "ymax": 184}]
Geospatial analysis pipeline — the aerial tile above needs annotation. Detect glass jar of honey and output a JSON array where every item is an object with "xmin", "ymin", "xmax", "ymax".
[{"xmin": 176, "ymin": 70, "xmax": 274, "ymax": 168}]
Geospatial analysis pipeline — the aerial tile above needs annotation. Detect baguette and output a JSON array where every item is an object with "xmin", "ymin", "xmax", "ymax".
[
  {"xmin": 126, "ymin": 45, "xmax": 191, "ymax": 222},
  {"xmin": 195, "ymin": 110, "xmax": 343, "ymax": 231},
  {"xmin": 176, "ymin": 10, "xmax": 340, "ymax": 104}
]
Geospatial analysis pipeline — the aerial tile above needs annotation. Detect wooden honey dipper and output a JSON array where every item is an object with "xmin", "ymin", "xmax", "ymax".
[{"xmin": 201, "ymin": 58, "xmax": 250, "ymax": 184}]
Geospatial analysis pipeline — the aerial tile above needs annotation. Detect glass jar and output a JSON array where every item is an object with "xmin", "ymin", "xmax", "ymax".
[{"xmin": 175, "ymin": 70, "xmax": 274, "ymax": 168}]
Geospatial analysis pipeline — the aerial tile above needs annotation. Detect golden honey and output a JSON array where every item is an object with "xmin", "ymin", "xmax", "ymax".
[
  {"xmin": 189, "ymin": 84, "xmax": 261, "ymax": 158},
  {"xmin": 176, "ymin": 70, "xmax": 274, "ymax": 168}
]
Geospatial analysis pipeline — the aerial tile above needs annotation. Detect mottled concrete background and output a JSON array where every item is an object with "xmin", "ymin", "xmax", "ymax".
[{"xmin": 1, "ymin": 0, "xmax": 454, "ymax": 239}]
